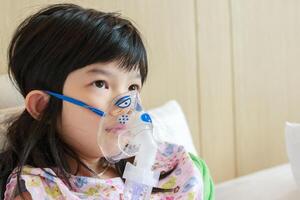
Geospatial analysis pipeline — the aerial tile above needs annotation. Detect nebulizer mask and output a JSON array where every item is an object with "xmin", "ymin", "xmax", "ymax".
[{"xmin": 46, "ymin": 90, "xmax": 160, "ymax": 200}]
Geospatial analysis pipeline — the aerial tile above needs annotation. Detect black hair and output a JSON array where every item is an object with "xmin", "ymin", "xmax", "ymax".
[{"xmin": 0, "ymin": 3, "xmax": 174, "ymax": 199}]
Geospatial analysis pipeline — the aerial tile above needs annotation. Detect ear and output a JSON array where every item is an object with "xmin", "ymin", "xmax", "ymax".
[{"xmin": 25, "ymin": 90, "xmax": 50, "ymax": 120}]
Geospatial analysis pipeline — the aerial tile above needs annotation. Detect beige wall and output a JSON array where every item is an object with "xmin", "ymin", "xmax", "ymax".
[
  {"xmin": 231, "ymin": 0, "xmax": 300, "ymax": 176},
  {"xmin": 1, "ymin": 0, "xmax": 300, "ymax": 183}
]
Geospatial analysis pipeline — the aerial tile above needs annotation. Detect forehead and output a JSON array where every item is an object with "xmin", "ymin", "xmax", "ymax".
[
  {"xmin": 67, "ymin": 61, "xmax": 141, "ymax": 81},
  {"xmin": 84, "ymin": 62, "xmax": 141, "ymax": 78}
]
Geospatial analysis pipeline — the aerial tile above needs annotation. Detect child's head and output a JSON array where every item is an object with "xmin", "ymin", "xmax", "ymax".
[
  {"xmin": 9, "ymin": 3, "xmax": 147, "ymax": 97},
  {"xmin": 1, "ymin": 3, "xmax": 149, "ymax": 196}
]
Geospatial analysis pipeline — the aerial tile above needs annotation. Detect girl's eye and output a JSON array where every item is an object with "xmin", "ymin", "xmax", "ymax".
[
  {"xmin": 93, "ymin": 80, "xmax": 108, "ymax": 89},
  {"xmin": 128, "ymin": 84, "xmax": 140, "ymax": 91}
]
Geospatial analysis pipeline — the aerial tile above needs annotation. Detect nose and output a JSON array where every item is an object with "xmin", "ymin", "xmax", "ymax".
[
  {"xmin": 110, "ymin": 107, "xmax": 131, "ymax": 117},
  {"xmin": 109, "ymin": 87, "xmax": 128, "ymax": 103}
]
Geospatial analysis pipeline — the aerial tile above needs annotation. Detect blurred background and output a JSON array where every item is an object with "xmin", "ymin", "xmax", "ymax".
[{"xmin": 1, "ymin": 0, "xmax": 300, "ymax": 185}]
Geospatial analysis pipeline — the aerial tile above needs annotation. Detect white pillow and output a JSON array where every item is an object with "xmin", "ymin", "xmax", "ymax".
[
  {"xmin": 0, "ymin": 106, "xmax": 24, "ymax": 150},
  {"xmin": 148, "ymin": 100, "xmax": 198, "ymax": 155},
  {"xmin": 0, "ymin": 74, "xmax": 24, "ymax": 109},
  {"xmin": 285, "ymin": 122, "xmax": 300, "ymax": 187}
]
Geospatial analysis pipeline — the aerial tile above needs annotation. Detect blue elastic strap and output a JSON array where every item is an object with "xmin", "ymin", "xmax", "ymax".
[{"xmin": 45, "ymin": 90, "xmax": 106, "ymax": 117}]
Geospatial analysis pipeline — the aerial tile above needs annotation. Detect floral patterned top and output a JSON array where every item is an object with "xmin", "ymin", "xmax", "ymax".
[{"xmin": 4, "ymin": 143, "xmax": 214, "ymax": 200}]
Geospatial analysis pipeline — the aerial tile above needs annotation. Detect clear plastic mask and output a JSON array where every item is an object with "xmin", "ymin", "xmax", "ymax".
[{"xmin": 97, "ymin": 90, "xmax": 153, "ymax": 163}]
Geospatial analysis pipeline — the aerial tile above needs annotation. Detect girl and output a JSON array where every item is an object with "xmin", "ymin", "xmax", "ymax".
[{"xmin": 0, "ymin": 3, "xmax": 214, "ymax": 200}]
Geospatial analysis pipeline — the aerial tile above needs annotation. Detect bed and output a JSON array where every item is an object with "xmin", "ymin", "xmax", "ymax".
[{"xmin": 215, "ymin": 164, "xmax": 300, "ymax": 199}]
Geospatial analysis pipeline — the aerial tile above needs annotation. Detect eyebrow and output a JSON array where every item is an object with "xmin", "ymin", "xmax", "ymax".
[
  {"xmin": 87, "ymin": 68, "xmax": 141, "ymax": 79},
  {"xmin": 86, "ymin": 68, "xmax": 113, "ymax": 76}
]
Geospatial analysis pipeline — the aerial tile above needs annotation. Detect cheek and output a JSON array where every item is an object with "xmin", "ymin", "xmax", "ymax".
[{"xmin": 60, "ymin": 102, "xmax": 102, "ymax": 157}]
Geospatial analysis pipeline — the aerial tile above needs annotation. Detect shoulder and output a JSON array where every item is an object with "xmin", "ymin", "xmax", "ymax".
[
  {"xmin": 157, "ymin": 142, "xmax": 212, "ymax": 177},
  {"xmin": 5, "ymin": 166, "xmax": 63, "ymax": 200},
  {"xmin": 154, "ymin": 143, "xmax": 214, "ymax": 198},
  {"xmin": 157, "ymin": 142, "xmax": 215, "ymax": 200},
  {"xmin": 188, "ymin": 152, "xmax": 215, "ymax": 200},
  {"xmin": 4, "ymin": 167, "xmax": 29, "ymax": 200}
]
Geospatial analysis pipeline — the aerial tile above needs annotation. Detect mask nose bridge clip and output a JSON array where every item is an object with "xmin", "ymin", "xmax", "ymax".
[{"xmin": 110, "ymin": 94, "xmax": 133, "ymax": 124}]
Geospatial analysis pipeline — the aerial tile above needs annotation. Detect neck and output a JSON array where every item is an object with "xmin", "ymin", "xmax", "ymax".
[{"xmin": 65, "ymin": 154, "xmax": 105, "ymax": 175}]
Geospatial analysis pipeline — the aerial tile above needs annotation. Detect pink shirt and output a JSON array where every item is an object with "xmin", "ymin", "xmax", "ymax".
[{"xmin": 5, "ymin": 143, "xmax": 203, "ymax": 199}]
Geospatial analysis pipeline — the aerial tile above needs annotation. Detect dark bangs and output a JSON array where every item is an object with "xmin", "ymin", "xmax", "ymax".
[
  {"xmin": 8, "ymin": 3, "xmax": 148, "ymax": 96},
  {"xmin": 64, "ymin": 8, "xmax": 148, "ymax": 82}
]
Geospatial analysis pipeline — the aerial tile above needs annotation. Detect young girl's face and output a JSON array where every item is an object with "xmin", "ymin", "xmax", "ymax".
[{"xmin": 58, "ymin": 61, "xmax": 142, "ymax": 159}]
